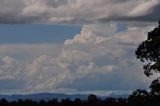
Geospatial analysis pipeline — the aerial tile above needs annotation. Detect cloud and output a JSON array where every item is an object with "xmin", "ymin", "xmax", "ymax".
[
  {"xmin": 23, "ymin": 23, "xmax": 155, "ymax": 93},
  {"xmin": 0, "ymin": 56, "xmax": 26, "ymax": 93},
  {"xmin": 0, "ymin": 44, "xmax": 62, "ymax": 60},
  {"xmin": 0, "ymin": 44, "xmax": 62, "ymax": 94},
  {"xmin": 0, "ymin": 0, "xmax": 160, "ymax": 24},
  {"xmin": 57, "ymin": 23, "xmax": 154, "ymax": 91},
  {"xmin": 0, "ymin": 22, "xmax": 157, "ymax": 94},
  {"xmin": 0, "ymin": 0, "xmax": 159, "ymax": 95},
  {"xmin": 128, "ymin": 0, "xmax": 159, "ymax": 16},
  {"xmin": 0, "ymin": 56, "xmax": 23, "ymax": 80}
]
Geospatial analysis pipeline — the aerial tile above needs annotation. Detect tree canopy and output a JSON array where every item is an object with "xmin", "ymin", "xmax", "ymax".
[{"xmin": 136, "ymin": 22, "xmax": 160, "ymax": 77}]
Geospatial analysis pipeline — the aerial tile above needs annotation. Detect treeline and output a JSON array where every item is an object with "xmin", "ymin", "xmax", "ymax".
[{"xmin": 0, "ymin": 92, "xmax": 160, "ymax": 106}]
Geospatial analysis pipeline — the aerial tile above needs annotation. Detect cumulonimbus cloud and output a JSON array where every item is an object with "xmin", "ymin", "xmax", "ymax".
[
  {"xmin": 0, "ymin": 0, "xmax": 160, "ymax": 24},
  {"xmin": 0, "ymin": 22, "xmax": 156, "ymax": 94}
]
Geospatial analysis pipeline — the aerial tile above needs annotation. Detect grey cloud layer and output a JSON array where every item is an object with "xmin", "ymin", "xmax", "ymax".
[{"xmin": 0, "ymin": 0, "xmax": 160, "ymax": 24}]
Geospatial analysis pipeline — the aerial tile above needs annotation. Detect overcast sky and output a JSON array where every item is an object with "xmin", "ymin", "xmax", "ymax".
[{"xmin": 0, "ymin": 0, "xmax": 160, "ymax": 95}]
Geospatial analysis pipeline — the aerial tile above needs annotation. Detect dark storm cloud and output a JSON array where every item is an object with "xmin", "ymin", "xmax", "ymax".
[{"xmin": 0, "ymin": 0, "xmax": 159, "ymax": 24}]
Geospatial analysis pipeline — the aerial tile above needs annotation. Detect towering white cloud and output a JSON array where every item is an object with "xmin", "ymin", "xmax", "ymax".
[
  {"xmin": 0, "ymin": 22, "xmax": 156, "ymax": 94},
  {"xmin": 27, "ymin": 23, "xmax": 156, "ymax": 93},
  {"xmin": 0, "ymin": 0, "xmax": 159, "ymax": 24}
]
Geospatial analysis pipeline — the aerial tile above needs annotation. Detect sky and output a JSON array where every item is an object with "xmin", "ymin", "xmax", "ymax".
[{"xmin": 0, "ymin": 0, "xmax": 160, "ymax": 96}]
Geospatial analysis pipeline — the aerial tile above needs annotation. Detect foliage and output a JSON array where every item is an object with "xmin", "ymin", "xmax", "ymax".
[
  {"xmin": 150, "ymin": 78, "xmax": 160, "ymax": 95},
  {"xmin": 135, "ymin": 21, "xmax": 160, "ymax": 97},
  {"xmin": 0, "ymin": 93, "xmax": 160, "ymax": 106},
  {"xmin": 135, "ymin": 22, "xmax": 160, "ymax": 77}
]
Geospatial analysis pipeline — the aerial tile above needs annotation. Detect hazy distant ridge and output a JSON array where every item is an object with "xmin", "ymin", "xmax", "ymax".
[{"xmin": 0, "ymin": 93, "xmax": 128, "ymax": 101}]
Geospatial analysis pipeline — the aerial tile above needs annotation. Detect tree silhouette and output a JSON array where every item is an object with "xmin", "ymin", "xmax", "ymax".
[
  {"xmin": 88, "ymin": 94, "xmax": 98, "ymax": 103},
  {"xmin": 128, "ymin": 89, "xmax": 149, "ymax": 104},
  {"xmin": 74, "ymin": 98, "xmax": 82, "ymax": 106},
  {"xmin": 135, "ymin": 22, "xmax": 160, "ymax": 77},
  {"xmin": 150, "ymin": 78, "xmax": 160, "ymax": 96},
  {"xmin": 0, "ymin": 98, "xmax": 8, "ymax": 106},
  {"xmin": 135, "ymin": 21, "xmax": 160, "ymax": 97}
]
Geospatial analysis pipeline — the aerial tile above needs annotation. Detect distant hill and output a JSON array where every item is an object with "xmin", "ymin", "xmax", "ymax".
[{"xmin": 0, "ymin": 93, "xmax": 128, "ymax": 101}]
